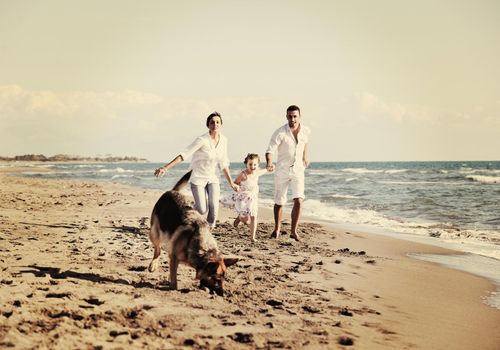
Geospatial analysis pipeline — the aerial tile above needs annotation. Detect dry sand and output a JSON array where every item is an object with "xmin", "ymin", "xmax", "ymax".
[{"xmin": 1, "ymin": 168, "xmax": 499, "ymax": 349}]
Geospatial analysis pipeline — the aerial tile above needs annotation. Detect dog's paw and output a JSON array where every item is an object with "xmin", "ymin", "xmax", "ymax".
[{"xmin": 148, "ymin": 260, "xmax": 158, "ymax": 272}]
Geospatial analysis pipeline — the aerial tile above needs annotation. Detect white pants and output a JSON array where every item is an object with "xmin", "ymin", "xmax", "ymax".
[{"xmin": 274, "ymin": 169, "xmax": 305, "ymax": 205}]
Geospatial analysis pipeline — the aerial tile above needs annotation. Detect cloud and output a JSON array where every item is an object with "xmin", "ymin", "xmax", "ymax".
[
  {"xmin": 0, "ymin": 85, "xmax": 164, "ymax": 120},
  {"xmin": 354, "ymin": 92, "xmax": 500, "ymax": 128},
  {"xmin": 0, "ymin": 85, "xmax": 286, "ymax": 159},
  {"xmin": 357, "ymin": 92, "xmax": 436, "ymax": 124},
  {"xmin": 0, "ymin": 85, "xmax": 283, "ymax": 125}
]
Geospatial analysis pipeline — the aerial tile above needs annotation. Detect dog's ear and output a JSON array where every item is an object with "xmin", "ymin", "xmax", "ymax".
[{"xmin": 223, "ymin": 257, "xmax": 239, "ymax": 267}]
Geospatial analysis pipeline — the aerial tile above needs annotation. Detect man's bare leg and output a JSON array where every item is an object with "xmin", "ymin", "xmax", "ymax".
[
  {"xmin": 272, "ymin": 204, "xmax": 283, "ymax": 238},
  {"xmin": 290, "ymin": 198, "xmax": 303, "ymax": 241}
]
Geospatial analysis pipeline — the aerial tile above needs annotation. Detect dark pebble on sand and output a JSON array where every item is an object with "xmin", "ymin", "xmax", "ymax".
[
  {"xmin": 230, "ymin": 332, "xmax": 254, "ymax": 343},
  {"xmin": 334, "ymin": 260, "xmax": 342, "ymax": 264},
  {"xmin": 266, "ymin": 299, "xmax": 283, "ymax": 307},
  {"xmin": 338, "ymin": 336, "xmax": 354, "ymax": 346},
  {"xmin": 0, "ymin": 342, "xmax": 15, "ymax": 348},
  {"xmin": 302, "ymin": 305, "xmax": 321, "ymax": 313},
  {"xmin": 267, "ymin": 340, "xmax": 285, "ymax": 347},
  {"xmin": 84, "ymin": 298, "xmax": 104, "ymax": 306},
  {"xmin": 46, "ymin": 292, "xmax": 72, "ymax": 299},
  {"xmin": 184, "ymin": 338, "xmax": 196, "ymax": 346},
  {"xmin": 128, "ymin": 266, "xmax": 147, "ymax": 272},
  {"xmin": 339, "ymin": 308, "xmax": 353, "ymax": 317},
  {"xmin": 125, "ymin": 309, "xmax": 139, "ymax": 319},
  {"xmin": 109, "ymin": 330, "xmax": 128, "ymax": 337}
]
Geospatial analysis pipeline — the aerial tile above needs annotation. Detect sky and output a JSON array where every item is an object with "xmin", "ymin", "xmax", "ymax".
[{"xmin": 1, "ymin": 0, "xmax": 499, "ymax": 162}]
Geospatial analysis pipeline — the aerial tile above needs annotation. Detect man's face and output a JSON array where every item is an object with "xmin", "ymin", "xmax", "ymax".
[{"xmin": 286, "ymin": 110, "xmax": 300, "ymax": 129}]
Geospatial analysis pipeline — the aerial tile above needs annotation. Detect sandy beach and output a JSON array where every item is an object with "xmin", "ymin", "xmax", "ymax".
[{"xmin": 1, "ymin": 167, "xmax": 499, "ymax": 349}]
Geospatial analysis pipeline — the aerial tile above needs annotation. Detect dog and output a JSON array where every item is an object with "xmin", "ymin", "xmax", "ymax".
[{"xmin": 148, "ymin": 171, "xmax": 238, "ymax": 296}]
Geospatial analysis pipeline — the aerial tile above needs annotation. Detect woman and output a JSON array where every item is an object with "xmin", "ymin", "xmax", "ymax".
[{"xmin": 154, "ymin": 112, "xmax": 239, "ymax": 228}]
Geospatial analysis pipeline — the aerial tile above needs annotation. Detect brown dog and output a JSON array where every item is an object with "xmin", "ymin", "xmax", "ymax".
[{"xmin": 148, "ymin": 171, "xmax": 238, "ymax": 296}]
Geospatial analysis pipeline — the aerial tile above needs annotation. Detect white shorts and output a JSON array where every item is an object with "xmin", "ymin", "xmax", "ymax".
[{"xmin": 274, "ymin": 171, "xmax": 305, "ymax": 205}]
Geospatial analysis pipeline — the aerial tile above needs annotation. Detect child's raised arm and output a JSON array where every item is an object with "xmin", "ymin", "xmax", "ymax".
[{"xmin": 257, "ymin": 168, "xmax": 272, "ymax": 176}]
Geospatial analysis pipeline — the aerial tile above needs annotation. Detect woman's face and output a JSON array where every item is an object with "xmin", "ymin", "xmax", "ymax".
[{"xmin": 208, "ymin": 116, "xmax": 222, "ymax": 132}]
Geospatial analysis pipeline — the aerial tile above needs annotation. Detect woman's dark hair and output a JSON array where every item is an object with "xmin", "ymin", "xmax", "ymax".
[
  {"xmin": 206, "ymin": 111, "xmax": 222, "ymax": 127},
  {"xmin": 244, "ymin": 153, "xmax": 260, "ymax": 164}
]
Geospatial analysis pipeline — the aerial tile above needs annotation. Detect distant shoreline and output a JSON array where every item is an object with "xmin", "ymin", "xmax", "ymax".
[{"xmin": 0, "ymin": 154, "xmax": 149, "ymax": 163}]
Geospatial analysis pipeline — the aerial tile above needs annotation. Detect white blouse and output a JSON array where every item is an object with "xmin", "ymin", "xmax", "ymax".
[{"xmin": 179, "ymin": 132, "xmax": 230, "ymax": 185}]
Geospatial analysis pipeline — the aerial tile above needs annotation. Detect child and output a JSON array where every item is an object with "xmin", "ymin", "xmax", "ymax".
[{"xmin": 221, "ymin": 153, "xmax": 271, "ymax": 242}]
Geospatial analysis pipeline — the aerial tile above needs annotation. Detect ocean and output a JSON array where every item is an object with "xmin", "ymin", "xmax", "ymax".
[{"xmin": 7, "ymin": 160, "xmax": 500, "ymax": 308}]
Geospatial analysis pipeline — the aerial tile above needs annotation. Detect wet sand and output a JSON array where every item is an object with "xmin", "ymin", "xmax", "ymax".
[{"xmin": 1, "ymin": 168, "xmax": 499, "ymax": 349}]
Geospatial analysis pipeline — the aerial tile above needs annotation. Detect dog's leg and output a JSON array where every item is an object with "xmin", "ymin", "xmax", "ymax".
[
  {"xmin": 148, "ymin": 243, "xmax": 161, "ymax": 272},
  {"xmin": 169, "ymin": 255, "xmax": 179, "ymax": 290},
  {"xmin": 148, "ymin": 216, "xmax": 162, "ymax": 272}
]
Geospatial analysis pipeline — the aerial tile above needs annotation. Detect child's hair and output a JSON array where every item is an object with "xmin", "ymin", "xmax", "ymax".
[{"xmin": 244, "ymin": 153, "xmax": 260, "ymax": 164}]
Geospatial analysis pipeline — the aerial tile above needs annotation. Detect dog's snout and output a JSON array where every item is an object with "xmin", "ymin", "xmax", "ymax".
[{"xmin": 200, "ymin": 277, "xmax": 225, "ymax": 296}]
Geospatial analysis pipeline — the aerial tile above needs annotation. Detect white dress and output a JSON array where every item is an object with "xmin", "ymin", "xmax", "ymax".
[{"xmin": 221, "ymin": 171, "xmax": 259, "ymax": 217}]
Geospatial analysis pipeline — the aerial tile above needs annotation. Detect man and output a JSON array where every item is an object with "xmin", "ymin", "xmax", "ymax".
[{"xmin": 265, "ymin": 105, "xmax": 311, "ymax": 241}]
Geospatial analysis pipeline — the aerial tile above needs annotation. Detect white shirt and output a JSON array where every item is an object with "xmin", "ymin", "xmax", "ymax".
[
  {"xmin": 266, "ymin": 123, "xmax": 311, "ymax": 174},
  {"xmin": 179, "ymin": 132, "xmax": 230, "ymax": 185}
]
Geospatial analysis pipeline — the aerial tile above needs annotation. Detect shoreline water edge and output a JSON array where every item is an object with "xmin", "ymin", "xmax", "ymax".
[{"xmin": 1, "ymin": 164, "xmax": 499, "ymax": 349}]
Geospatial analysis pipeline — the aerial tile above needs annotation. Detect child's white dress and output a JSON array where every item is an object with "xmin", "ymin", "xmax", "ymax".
[{"xmin": 221, "ymin": 171, "xmax": 259, "ymax": 217}]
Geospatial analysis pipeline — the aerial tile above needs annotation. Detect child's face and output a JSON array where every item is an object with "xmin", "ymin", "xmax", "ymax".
[{"xmin": 246, "ymin": 158, "xmax": 259, "ymax": 172}]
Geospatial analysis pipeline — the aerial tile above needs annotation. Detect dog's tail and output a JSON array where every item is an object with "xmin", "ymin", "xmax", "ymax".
[{"xmin": 172, "ymin": 170, "xmax": 192, "ymax": 191}]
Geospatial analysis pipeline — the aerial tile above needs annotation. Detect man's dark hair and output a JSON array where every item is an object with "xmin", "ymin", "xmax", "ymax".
[
  {"xmin": 206, "ymin": 111, "xmax": 222, "ymax": 127},
  {"xmin": 286, "ymin": 105, "xmax": 301, "ymax": 115}
]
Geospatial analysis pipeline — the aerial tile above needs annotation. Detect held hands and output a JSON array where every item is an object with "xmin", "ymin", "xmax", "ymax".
[
  {"xmin": 266, "ymin": 162, "xmax": 275, "ymax": 172},
  {"xmin": 231, "ymin": 183, "xmax": 240, "ymax": 192},
  {"xmin": 154, "ymin": 166, "xmax": 167, "ymax": 177}
]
